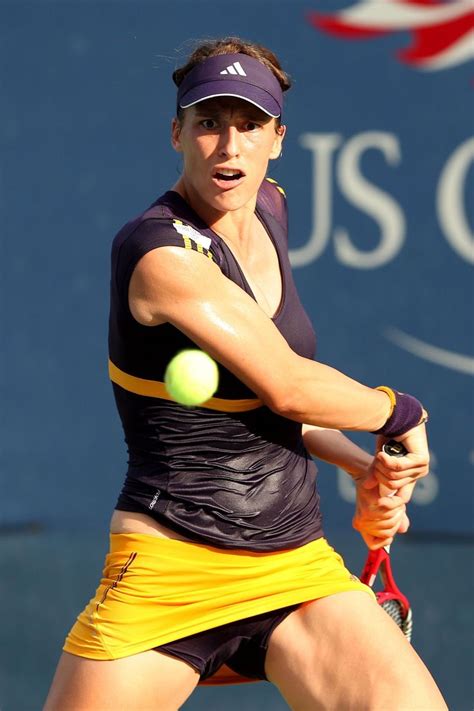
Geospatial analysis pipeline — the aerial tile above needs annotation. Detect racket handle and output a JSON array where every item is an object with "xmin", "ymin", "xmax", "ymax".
[
  {"xmin": 379, "ymin": 440, "xmax": 409, "ymax": 549},
  {"xmin": 380, "ymin": 440, "xmax": 408, "ymax": 497},
  {"xmin": 382, "ymin": 440, "xmax": 408, "ymax": 458}
]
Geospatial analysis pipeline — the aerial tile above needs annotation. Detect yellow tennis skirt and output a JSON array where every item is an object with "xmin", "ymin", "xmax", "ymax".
[{"xmin": 64, "ymin": 533, "xmax": 373, "ymax": 672}]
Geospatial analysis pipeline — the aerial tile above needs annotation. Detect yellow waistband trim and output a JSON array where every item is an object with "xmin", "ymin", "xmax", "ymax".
[{"xmin": 108, "ymin": 360, "xmax": 263, "ymax": 413}]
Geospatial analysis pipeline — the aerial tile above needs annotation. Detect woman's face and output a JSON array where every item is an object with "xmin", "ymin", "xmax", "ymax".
[{"xmin": 171, "ymin": 97, "xmax": 285, "ymax": 215}]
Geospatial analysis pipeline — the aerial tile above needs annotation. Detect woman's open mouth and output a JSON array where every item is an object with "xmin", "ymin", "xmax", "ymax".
[{"xmin": 212, "ymin": 168, "xmax": 245, "ymax": 189}]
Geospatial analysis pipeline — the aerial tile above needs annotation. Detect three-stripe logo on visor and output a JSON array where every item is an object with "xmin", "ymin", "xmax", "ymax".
[{"xmin": 220, "ymin": 61, "xmax": 247, "ymax": 76}]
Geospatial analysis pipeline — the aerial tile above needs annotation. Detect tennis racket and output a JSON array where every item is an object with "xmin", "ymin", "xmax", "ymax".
[{"xmin": 360, "ymin": 439, "xmax": 413, "ymax": 641}]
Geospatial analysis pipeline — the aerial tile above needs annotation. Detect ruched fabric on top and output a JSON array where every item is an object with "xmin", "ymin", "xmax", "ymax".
[{"xmin": 109, "ymin": 180, "xmax": 321, "ymax": 551}]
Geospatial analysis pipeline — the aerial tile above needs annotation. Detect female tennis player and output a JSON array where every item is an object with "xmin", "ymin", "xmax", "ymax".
[{"xmin": 44, "ymin": 38, "xmax": 446, "ymax": 710}]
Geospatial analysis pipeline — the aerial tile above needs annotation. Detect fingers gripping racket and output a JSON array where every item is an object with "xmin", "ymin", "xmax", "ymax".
[{"xmin": 360, "ymin": 439, "xmax": 413, "ymax": 642}]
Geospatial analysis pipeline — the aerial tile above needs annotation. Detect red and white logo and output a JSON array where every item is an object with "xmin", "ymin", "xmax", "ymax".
[{"xmin": 308, "ymin": 0, "xmax": 474, "ymax": 71}]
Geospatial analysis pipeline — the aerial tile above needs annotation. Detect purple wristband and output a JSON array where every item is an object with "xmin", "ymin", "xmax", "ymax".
[{"xmin": 372, "ymin": 390, "xmax": 423, "ymax": 438}]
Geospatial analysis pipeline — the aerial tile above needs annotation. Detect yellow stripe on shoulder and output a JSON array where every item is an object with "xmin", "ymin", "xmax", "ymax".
[
  {"xmin": 265, "ymin": 177, "xmax": 286, "ymax": 197},
  {"xmin": 109, "ymin": 360, "xmax": 263, "ymax": 413}
]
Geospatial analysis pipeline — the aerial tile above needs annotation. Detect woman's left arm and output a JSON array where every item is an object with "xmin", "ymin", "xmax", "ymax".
[{"xmin": 302, "ymin": 425, "xmax": 372, "ymax": 478}]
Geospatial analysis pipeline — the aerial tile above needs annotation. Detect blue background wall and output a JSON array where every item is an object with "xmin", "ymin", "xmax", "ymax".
[{"xmin": 1, "ymin": 1, "xmax": 473, "ymax": 709}]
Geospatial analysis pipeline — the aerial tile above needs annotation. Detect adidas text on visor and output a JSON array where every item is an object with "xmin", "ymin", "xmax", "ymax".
[{"xmin": 177, "ymin": 53, "xmax": 283, "ymax": 118}]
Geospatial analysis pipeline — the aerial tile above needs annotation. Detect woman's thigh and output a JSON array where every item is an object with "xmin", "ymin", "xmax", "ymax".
[
  {"xmin": 265, "ymin": 591, "xmax": 447, "ymax": 711},
  {"xmin": 43, "ymin": 649, "xmax": 200, "ymax": 711}
]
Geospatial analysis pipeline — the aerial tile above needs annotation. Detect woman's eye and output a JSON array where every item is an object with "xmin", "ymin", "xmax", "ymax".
[
  {"xmin": 244, "ymin": 122, "xmax": 260, "ymax": 132},
  {"xmin": 201, "ymin": 119, "xmax": 217, "ymax": 129}
]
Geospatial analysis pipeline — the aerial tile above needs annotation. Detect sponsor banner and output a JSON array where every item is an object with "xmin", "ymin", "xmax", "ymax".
[{"xmin": 1, "ymin": 1, "xmax": 472, "ymax": 533}]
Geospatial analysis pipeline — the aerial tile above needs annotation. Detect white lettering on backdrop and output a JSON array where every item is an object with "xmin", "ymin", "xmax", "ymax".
[
  {"xmin": 436, "ymin": 136, "xmax": 474, "ymax": 265},
  {"xmin": 291, "ymin": 132, "xmax": 473, "ymax": 268}
]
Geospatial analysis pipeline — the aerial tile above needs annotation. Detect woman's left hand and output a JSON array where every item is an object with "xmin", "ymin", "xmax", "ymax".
[{"xmin": 353, "ymin": 470, "xmax": 410, "ymax": 550}]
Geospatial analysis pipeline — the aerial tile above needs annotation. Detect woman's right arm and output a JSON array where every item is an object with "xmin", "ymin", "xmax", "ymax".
[{"xmin": 129, "ymin": 245, "xmax": 392, "ymax": 432}]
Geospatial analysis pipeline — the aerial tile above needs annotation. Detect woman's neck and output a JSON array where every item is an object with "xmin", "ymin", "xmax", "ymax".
[{"xmin": 171, "ymin": 177, "xmax": 258, "ymax": 256}]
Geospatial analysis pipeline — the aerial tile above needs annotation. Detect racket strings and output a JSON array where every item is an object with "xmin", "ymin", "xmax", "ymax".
[{"xmin": 379, "ymin": 597, "xmax": 413, "ymax": 642}]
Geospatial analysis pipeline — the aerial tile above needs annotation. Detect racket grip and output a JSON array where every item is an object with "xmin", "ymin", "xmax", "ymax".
[
  {"xmin": 380, "ymin": 440, "xmax": 408, "ymax": 497},
  {"xmin": 382, "ymin": 440, "xmax": 408, "ymax": 458}
]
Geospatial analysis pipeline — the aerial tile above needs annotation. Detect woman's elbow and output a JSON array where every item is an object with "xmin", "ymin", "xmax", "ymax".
[{"xmin": 263, "ymin": 382, "xmax": 305, "ymax": 421}]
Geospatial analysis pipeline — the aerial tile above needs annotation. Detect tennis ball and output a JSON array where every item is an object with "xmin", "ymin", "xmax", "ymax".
[{"xmin": 164, "ymin": 349, "xmax": 219, "ymax": 407}]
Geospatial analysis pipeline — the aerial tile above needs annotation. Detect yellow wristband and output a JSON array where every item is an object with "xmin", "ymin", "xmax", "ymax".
[{"xmin": 375, "ymin": 386, "xmax": 397, "ymax": 419}]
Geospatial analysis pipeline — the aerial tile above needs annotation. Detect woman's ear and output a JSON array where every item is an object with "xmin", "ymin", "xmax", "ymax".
[
  {"xmin": 171, "ymin": 118, "xmax": 183, "ymax": 152},
  {"xmin": 270, "ymin": 124, "xmax": 286, "ymax": 160}
]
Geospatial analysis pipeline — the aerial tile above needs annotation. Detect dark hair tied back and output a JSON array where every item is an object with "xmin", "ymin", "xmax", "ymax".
[{"xmin": 173, "ymin": 37, "xmax": 292, "ymax": 93}]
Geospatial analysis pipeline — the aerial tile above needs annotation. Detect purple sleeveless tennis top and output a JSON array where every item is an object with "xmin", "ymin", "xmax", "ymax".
[{"xmin": 109, "ymin": 178, "xmax": 323, "ymax": 551}]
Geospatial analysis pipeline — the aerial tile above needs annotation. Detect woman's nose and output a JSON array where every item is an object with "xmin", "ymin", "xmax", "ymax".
[{"xmin": 218, "ymin": 126, "xmax": 241, "ymax": 158}]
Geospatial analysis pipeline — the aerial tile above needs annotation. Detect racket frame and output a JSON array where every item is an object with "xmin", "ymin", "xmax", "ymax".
[
  {"xmin": 359, "ymin": 439, "xmax": 413, "ymax": 636},
  {"xmin": 360, "ymin": 546, "xmax": 411, "ymax": 619}
]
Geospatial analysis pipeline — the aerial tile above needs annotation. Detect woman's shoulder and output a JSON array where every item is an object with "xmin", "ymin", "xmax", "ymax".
[
  {"xmin": 113, "ymin": 191, "xmax": 197, "ymax": 244},
  {"xmin": 257, "ymin": 178, "xmax": 288, "ymax": 228},
  {"xmin": 113, "ymin": 192, "xmax": 221, "ymax": 261}
]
